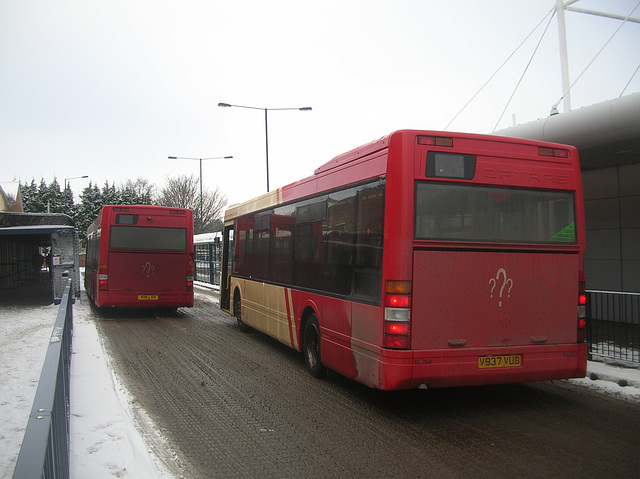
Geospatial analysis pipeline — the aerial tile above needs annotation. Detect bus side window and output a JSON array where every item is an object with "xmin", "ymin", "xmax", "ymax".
[{"xmin": 353, "ymin": 184, "xmax": 385, "ymax": 302}]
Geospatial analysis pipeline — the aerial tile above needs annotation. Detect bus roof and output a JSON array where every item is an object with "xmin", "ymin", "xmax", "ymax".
[
  {"xmin": 100, "ymin": 204, "xmax": 190, "ymax": 212},
  {"xmin": 313, "ymin": 134, "xmax": 390, "ymax": 175},
  {"xmin": 225, "ymin": 130, "xmax": 578, "ymax": 222}
]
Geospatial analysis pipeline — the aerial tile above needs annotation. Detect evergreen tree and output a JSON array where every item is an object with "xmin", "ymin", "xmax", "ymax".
[
  {"xmin": 20, "ymin": 179, "xmax": 42, "ymax": 212},
  {"xmin": 101, "ymin": 181, "xmax": 119, "ymax": 206},
  {"xmin": 17, "ymin": 174, "xmax": 229, "ymax": 244},
  {"xmin": 62, "ymin": 182, "xmax": 74, "ymax": 214},
  {"xmin": 39, "ymin": 178, "xmax": 52, "ymax": 212},
  {"xmin": 42, "ymin": 178, "xmax": 63, "ymax": 213},
  {"xmin": 76, "ymin": 183, "xmax": 103, "ymax": 245}
]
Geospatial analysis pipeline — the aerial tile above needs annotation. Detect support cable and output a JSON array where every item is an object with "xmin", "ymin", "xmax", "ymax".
[
  {"xmin": 443, "ymin": 7, "xmax": 555, "ymax": 131},
  {"xmin": 492, "ymin": 11, "xmax": 556, "ymax": 131},
  {"xmin": 620, "ymin": 63, "xmax": 640, "ymax": 98}
]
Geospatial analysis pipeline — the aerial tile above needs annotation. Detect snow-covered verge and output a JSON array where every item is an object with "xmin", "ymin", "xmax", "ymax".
[
  {"xmin": 0, "ymin": 304, "xmax": 55, "ymax": 477},
  {"xmin": 1, "ymin": 287, "xmax": 639, "ymax": 478},
  {"xmin": 69, "ymin": 299, "xmax": 183, "ymax": 478},
  {"xmin": 1, "ymin": 297, "xmax": 183, "ymax": 479},
  {"xmin": 570, "ymin": 359, "xmax": 640, "ymax": 402}
]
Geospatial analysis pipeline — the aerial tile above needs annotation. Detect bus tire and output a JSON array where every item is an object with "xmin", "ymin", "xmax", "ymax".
[
  {"xmin": 303, "ymin": 313, "xmax": 327, "ymax": 379},
  {"xmin": 233, "ymin": 291, "xmax": 251, "ymax": 333}
]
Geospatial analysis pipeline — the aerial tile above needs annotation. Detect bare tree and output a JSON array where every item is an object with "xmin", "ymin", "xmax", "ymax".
[
  {"xmin": 156, "ymin": 174, "xmax": 227, "ymax": 234},
  {"xmin": 120, "ymin": 178, "xmax": 155, "ymax": 204}
]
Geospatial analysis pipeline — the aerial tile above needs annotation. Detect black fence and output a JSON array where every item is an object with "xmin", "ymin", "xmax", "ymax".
[
  {"xmin": 13, "ymin": 282, "xmax": 73, "ymax": 479},
  {"xmin": 587, "ymin": 290, "xmax": 639, "ymax": 364}
]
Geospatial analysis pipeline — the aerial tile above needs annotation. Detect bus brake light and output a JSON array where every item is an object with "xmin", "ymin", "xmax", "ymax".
[
  {"xmin": 98, "ymin": 265, "xmax": 108, "ymax": 290},
  {"xmin": 187, "ymin": 256, "xmax": 194, "ymax": 292},
  {"xmin": 384, "ymin": 280, "xmax": 411, "ymax": 349},
  {"xmin": 385, "ymin": 294, "xmax": 410, "ymax": 308},
  {"xmin": 385, "ymin": 321, "xmax": 409, "ymax": 335},
  {"xmin": 577, "ymin": 279, "xmax": 587, "ymax": 342}
]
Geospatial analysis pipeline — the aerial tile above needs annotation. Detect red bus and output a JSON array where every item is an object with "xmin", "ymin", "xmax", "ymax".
[
  {"xmin": 220, "ymin": 130, "xmax": 587, "ymax": 390},
  {"xmin": 85, "ymin": 205, "xmax": 194, "ymax": 308}
]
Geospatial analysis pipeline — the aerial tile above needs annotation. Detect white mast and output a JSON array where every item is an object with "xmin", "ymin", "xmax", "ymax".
[
  {"xmin": 556, "ymin": 0, "xmax": 573, "ymax": 113},
  {"xmin": 552, "ymin": 0, "xmax": 640, "ymax": 115}
]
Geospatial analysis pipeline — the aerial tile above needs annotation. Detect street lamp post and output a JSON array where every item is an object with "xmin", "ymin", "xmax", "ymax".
[
  {"xmin": 63, "ymin": 175, "xmax": 88, "ymax": 214},
  {"xmin": 218, "ymin": 102, "xmax": 312, "ymax": 192},
  {"xmin": 167, "ymin": 155, "xmax": 233, "ymax": 232}
]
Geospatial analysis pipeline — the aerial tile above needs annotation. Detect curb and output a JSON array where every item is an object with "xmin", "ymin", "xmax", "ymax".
[{"xmin": 586, "ymin": 361, "xmax": 640, "ymax": 388}]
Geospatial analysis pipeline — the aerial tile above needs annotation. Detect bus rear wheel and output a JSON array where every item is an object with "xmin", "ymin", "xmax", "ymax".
[
  {"xmin": 233, "ymin": 292, "xmax": 251, "ymax": 333},
  {"xmin": 303, "ymin": 313, "xmax": 326, "ymax": 378}
]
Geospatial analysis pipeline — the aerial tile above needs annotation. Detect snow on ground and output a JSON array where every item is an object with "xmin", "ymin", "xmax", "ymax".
[
  {"xmin": 69, "ymin": 298, "xmax": 183, "ymax": 479},
  {"xmin": 2, "ymin": 285, "xmax": 640, "ymax": 478},
  {"xmin": 0, "ymin": 304, "xmax": 57, "ymax": 477},
  {"xmin": 570, "ymin": 359, "xmax": 640, "ymax": 402},
  {"xmin": 1, "ymin": 295, "xmax": 183, "ymax": 479}
]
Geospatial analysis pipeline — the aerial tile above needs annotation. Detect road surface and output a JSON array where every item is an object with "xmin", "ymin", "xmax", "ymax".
[{"xmin": 92, "ymin": 288, "xmax": 640, "ymax": 479}]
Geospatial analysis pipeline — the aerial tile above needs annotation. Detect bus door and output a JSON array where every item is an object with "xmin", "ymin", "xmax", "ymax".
[{"xmin": 220, "ymin": 224, "xmax": 234, "ymax": 312}]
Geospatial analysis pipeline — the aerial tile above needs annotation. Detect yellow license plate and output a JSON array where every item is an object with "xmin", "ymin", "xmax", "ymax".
[
  {"xmin": 138, "ymin": 294, "xmax": 159, "ymax": 301},
  {"xmin": 478, "ymin": 355, "xmax": 521, "ymax": 369}
]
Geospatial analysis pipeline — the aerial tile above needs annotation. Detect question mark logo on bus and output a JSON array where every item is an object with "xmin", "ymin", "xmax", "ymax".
[
  {"xmin": 142, "ymin": 262, "xmax": 155, "ymax": 277},
  {"xmin": 488, "ymin": 268, "xmax": 513, "ymax": 307}
]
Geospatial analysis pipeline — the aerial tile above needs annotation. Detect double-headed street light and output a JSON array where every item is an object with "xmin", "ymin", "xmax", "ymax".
[
  {"xmin": 63, "ymin": 175, "xmax": 88, "ymax": 214},
  {"xmin": 218, "ymin": 102, "xmax": 312, "ymax": 192},
  {"xmin": 167, "ymin": 155, "xmax": 233, "ymax": 232}
]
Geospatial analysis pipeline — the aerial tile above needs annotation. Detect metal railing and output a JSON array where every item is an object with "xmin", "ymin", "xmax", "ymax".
[
  {"xmin": 194, "ymin": 242, "xmax": 221, "ymax": 286},
  {"xmin": 587, "ymin": 290, "xmax": 640, "ymax": 364},
  {"xmin": 13, "ymin": 281, "xmax": 73, "ymax": 479}
]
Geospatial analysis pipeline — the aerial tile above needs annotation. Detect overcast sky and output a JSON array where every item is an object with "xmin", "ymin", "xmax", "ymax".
[{"xmin": 1, "ymin": 0, "xmax": 639, "ymax": 206}]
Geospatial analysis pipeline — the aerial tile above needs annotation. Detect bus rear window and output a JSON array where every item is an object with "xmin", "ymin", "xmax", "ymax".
[
  {"xmin": 110, "ymin": 226, "xmax": 187, "ymax": 251},
  {"xmin": 414, "ymin": 182, "xmax": 576, "ymax": 244}
]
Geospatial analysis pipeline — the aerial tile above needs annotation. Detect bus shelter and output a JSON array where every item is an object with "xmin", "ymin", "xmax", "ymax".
[{"xmin": 0, "ymin": 212, "xmax": 81, "ymax": 304}]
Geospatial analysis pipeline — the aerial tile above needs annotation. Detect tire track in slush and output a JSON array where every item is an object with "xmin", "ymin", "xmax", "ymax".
[
  {"xmin": 95, "ymin": 302, "xmax": 358, "ymax": 478},
  {"xmin": 93, "ymin": 292, "xmax": 640, "ymax": 479}
]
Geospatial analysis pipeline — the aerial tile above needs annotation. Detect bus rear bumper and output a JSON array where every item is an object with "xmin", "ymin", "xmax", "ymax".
[
  {"xmin": 376, "ymin": 343, "xmax": 588, "ymax": 391},
  {"xmin": 96, "ymin": 291, "xmax": 194, "ymax": 308}
]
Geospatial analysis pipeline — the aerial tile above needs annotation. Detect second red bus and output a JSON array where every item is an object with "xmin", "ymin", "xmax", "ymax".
[{"xmin": 85, "ymin": 205, "xmax": 194, "ymax": 308}]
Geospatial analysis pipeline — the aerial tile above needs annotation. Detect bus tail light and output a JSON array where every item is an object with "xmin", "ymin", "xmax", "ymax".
[
  {"xmin": 98, "ymin": 265, "xmax": 108, "ymax": 290},
  {"xmin": 384, "ymin": 280, "xmax": 411, "ymax": 349},
  {"xmin": 187, "ymin": 253, "xmax": 194, "ymax": 292},
  {"xmin": 577, "ymin": 279, "xmax": 587, "ymax": 343}
]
